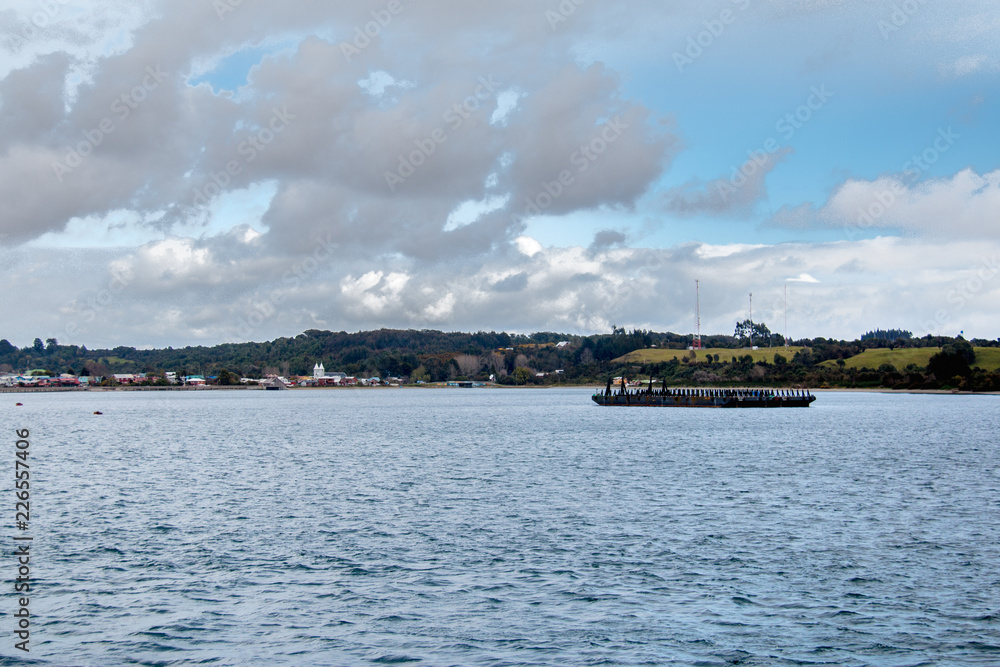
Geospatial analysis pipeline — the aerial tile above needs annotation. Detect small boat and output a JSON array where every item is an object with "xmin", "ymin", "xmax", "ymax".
[{"xmin": 592, "ymin": 378, "xmax": 815, "ymax": 408}]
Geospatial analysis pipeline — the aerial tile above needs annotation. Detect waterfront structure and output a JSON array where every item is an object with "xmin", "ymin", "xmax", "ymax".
[{"xmin": 593, "ymin": 379, "xmax": 815, "ymax": 408}]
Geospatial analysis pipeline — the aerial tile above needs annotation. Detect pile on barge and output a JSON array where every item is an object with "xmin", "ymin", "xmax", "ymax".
[{"xmin": 593, "ymin": 379, "xmax": 815, "ymax": 408}]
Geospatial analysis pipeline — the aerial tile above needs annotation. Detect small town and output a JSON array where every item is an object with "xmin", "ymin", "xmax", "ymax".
[{"xmin": 0, "ymin": 363, "xmax": 409, "ymax": 390}]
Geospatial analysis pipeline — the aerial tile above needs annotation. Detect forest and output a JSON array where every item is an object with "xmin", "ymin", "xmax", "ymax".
[{"xmin": 2, "ymin": 327, "xmax": 999, "ymax": 391}]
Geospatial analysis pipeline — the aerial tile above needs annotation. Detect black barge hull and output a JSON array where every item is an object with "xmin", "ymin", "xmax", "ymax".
[{"xmin": 592, "ymin": 389, "xmax": 815, "ymax": 408}]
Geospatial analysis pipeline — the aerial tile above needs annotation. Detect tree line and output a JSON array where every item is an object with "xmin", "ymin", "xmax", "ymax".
[{"xmin": 1, "ymin": 327, "xmax": 998, "ymax": 391}]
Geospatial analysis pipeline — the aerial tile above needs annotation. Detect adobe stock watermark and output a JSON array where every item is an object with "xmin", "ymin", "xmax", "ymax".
[
  {"xmin": 847, "ymin": 126, "xmax": 960, "ymax": 241},
  {"xmin": 546, "ymin": 0, "xmax": 588, "ymax": 31},
  {"xmin": 717, "ymin": 84, "xmax": 833, "ymax": 203},
  {"xmin": 51, "ymin": 66, "xmax": 167, "ymax": 182},
  {"xmin": 58, "ymin": 267, "xmax": 133, "ymax": 341},
  {"xmin": 614, "ymin": 252, "xmax": 670, "ymax": 309},
  {"xmin": 878, "ymin": 0, "xmax": 928, "ymax": 40},
  {"xmin": 213, "ymin": 0, "xmax": 244, "ymax": 20},
  {"xmin": 6, "ymin": 0, "xmax": 71, "ymax": 51},
  {"xmin": 191, "ymin": 106, "xmax": 295, "ymax": 206},
  {"xmin": 234, "ymin": 233, "xmax": 339, "ymax": 338},
  {"xmin": 674, "ymin": 0, "xmax": 751, "ymax": 73},
  {"xmin": 510, "ymin": 116, "xmax": 629, "ymax": 224},
  {"xmin": 340, "ymin": 0, "xmax": 406, "ymax": 63},
  {"xmin": 921, "ymin": 254, "xmax": 998, "ymax": 335},
  {"xmin": 384, "ymin": 76, "xmax": 501, "ymax": 192}
]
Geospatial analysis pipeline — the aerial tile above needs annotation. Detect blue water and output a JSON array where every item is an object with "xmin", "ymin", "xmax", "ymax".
[{"xmin": 2, "ymin": 388, "xmax": 999, "ymax": 665}]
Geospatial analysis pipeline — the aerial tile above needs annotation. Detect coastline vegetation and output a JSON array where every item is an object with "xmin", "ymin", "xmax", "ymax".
[{"xmin": 2, "ymin": 327, "xmax": 999, "ymax": 392}]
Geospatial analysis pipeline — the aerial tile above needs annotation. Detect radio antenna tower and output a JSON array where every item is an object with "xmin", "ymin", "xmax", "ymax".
[{"xmin": 694, "ymin": 280, "xmax": 702, "ymax": 350}]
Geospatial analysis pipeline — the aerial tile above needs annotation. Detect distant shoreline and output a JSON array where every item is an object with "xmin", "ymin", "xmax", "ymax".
[
  {"xmin": 3, "ymin": 385, "xmax": 998, "ymax": 396},
  {"xmin": 811, "ymin": 387, "xmax": 1000, "ymax": 396}
]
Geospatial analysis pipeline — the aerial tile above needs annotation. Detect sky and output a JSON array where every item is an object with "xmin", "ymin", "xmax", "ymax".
[{"xmin": 1, "ymin": 0, "xmax": 998, "ymax": 349}]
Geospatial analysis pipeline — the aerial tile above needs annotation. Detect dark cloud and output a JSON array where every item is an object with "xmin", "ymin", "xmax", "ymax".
[
  {"xmin": 663, "ymin": 147, "xmax": 794, "ymax": 218},
  {"xmin": 765, "ymin": 202, "xmax": 824, "ymax": 229},
  {"xmin": 0, "ymin": 1, "xmax": 676, "ymax": 252},
  {"xmin": 491, "ymin": 272, "xmax": 528, "ymax": 292},
  {"xmin": 0, "ymin": 52, "xmax": 71, "ymax": 148},
  {"xmin": 590, "ymin": 230, "xmax": 627, "ymax": 249}
]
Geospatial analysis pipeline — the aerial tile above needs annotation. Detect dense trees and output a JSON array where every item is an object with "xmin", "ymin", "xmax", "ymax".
[
  {"xmin": 861, "ymin": 329, "xmax": 913, "ymax": 342},
  {"xmin": 1, "ymin": 328, "xmax": 998, "ymax": 391},
  {"xmin": 927, "ymin": 341, "xmax": 975, "ymax": 382},
  {"xmin": 734, "ymin": 320, "xmax": 773, "ymax": 345},
  {"xmin": 592, "ymin": 326, "xmax": 651, "ymax": 361}
]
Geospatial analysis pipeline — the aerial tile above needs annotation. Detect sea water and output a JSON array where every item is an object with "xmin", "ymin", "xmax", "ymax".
[{"xmin": 2, "ymin": 388, "xmax": 998, "ymax": 665}]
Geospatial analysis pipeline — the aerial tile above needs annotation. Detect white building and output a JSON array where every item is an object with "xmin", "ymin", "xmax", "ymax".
[{"xmin": 314, "ymin": 363, "xmax": 347, "ymax": 384}]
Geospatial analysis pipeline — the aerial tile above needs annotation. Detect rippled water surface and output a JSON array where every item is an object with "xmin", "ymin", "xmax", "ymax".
[{"xmin": 3, "ymin": 388, "xmax": 999, "ymax": 665}]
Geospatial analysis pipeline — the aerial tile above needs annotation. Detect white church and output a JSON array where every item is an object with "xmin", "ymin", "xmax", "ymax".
[{"xmin": 312, "ymin": 363, "xmax": 347, "ymax": 383}]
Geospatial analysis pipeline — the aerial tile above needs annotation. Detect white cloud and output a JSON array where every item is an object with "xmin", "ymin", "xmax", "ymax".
[
  {"xmin": 772, "ymin": 168, "xmax": 1000, "ymax": 239},
  {"xmin": 945, "ymin": 55, "xmax": 996, "ymax": 77},
  {"xmin": 423, "ymin": 292, "xmax": 456, "ymax": 321},
  {"xmin": 696, "ymin": 243, "xmax": 766, "ymax": 259},
  {"xmin": 4, "ymin": 230, "xmax": 999, "ymax": 348},
  {"xmin": 787, "ymin": 273, "xmax": 820, "ymax": 283},
  {"xmin": 514, "ymin": 235, "xmax": 543, "ymax": 257},
  {"xmin": 444, "ymin": 195, "xmax": 510, "ymax": 232},
  {"xmin": 340, "ymin": 271, "xmax": 411, "ymax": 317}
]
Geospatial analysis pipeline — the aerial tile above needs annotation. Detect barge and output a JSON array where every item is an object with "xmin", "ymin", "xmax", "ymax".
[{"xmin": 593, "ymin": 379, "xmax": 815, "ymax": 408}]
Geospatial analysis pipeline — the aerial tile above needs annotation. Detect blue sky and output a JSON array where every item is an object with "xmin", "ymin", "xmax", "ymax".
[{"xmin": 1, "ymin": 0, "xmax": 998, "ymax": 347}]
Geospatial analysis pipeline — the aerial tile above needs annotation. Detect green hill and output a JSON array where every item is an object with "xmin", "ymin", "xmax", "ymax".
[
  {"xmin": 819, "ymin": 347, "xmax": 1000, "ymax": 371},
  {"xmin": 616, "ymin": 347, "xmax": 806, "ymax": 365}
]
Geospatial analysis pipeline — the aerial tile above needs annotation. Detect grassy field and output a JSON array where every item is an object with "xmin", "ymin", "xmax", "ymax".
[
  {"xmin": 818, "ymin": 347, "xmax": 1000, "ymax": 371},
  {"xmin": 617, "ymin": 346, "xmax": 1000, "ymax": 372},
  {"xmin": 615, "ymin": 347, "xmax": 806, "ymax": 365},
  {"xmin": 977, "ymin": 347, "xmax": 1000, "ymax": 370}
]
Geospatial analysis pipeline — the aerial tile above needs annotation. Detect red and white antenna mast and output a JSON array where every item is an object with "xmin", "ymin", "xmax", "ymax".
[{"xmin": 694, "ymin": 279, "xmax": 702, "ymax": 350}]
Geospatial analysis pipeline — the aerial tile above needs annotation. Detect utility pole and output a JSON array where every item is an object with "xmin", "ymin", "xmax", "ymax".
[
  {"xmin": 784, "ymin": 283, "xmax": 788, "ymax": 350},
  {"xmin": 694, "ymin": 279, "xmax": 702, "ymax": 350}
]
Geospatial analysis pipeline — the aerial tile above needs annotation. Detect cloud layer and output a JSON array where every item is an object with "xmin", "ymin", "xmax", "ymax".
[{"xmin": 1, "ymin": 1, "xmax": 998, "ymax": 346}]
